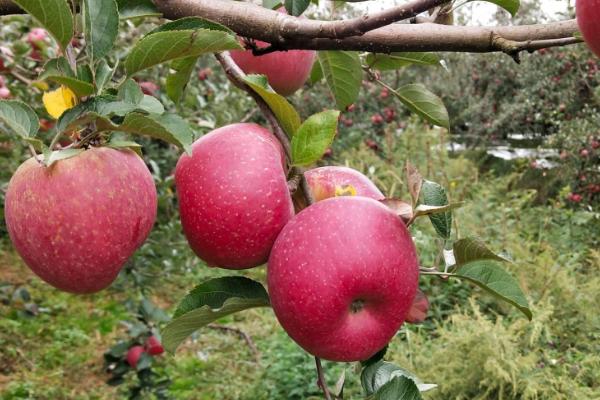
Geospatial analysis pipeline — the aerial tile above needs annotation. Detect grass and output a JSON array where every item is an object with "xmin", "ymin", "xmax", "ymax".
[{"xmin": 1, "ymin": 124, "xmax": 598, "ymax": 399}]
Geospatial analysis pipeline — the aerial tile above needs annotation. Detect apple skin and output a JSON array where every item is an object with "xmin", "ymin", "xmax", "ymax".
[
  {"xmin": 577, "ymin": 0, "xmax": 600, "ymax": 58},
  {"xmin": 176, "ymin": 123, "xmax": 294, "ymax": 269},
  {"xmin": 145, "ymin": 336, "xmax": 164, "ymax": 356},
  {"xmin": 305, "ymin": 166, "xmax": 384, "ymax": 202},
  {"xmin": 230, "ymin": 41, "xmax": 316, "ymax": 96},
  {"xmin": 4, "ymin": 147, "xmax": 157, "ymax": 294},
  {"xmin": 268, "ymin": 196, "xmax": 419, "ymax": 362},
  {"xmin": 127, "ymin": 345, "xmax": 145, "ymax": 368}
]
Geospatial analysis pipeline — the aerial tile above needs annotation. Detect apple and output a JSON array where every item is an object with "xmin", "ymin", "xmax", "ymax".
[
  {"xmin": 405, "ymin": 289, "xmax": 429, "ymax": 323},
  {"xmin": 0, "ymin": 87, "xmax": 10, "ymax": 99},
  {"xmin": 305, "ymin": 166, "xmax": 384, "ymax": 202},
  {"xmin": 4, "ymin": 147, "xmax": 157, "ymax": 293},
  {"xmin": 175, "ymin": 123, "xmax": 294, "ymax": 269},
  {"xmin": 138, "ymin": 81, "xmax": 159, "ymax": 96},
  {"xmin": 229, "ymin": 9, "xmax": 315, "ymax": 96},
  {"xmin": 568, "ymin": 193, "xmax": 583, "ymax": 203},
  {"xmin": 27, "ymin": 28, "xmax": 48, "ymax": 50},
  {"xmin": 577, "ymin": 0, "xmax": 600, "ymax": 58},
  {"xmin": 268, "ymin": 196, "xmax": 419, "ymax": 362},
  {"xmin": 371, "ymin": 114, "xmax": 384, "ymax": 125},
  {"xmin": 198, "ymin": 67, "xmax": 212, "ymax": 81},
  {"xmin": 145, "ymin": 336, "xmax": 164, "ymax": 356},
  {"xmin": 127, "ymin": 345, "xmax": 145, "ymax": 368}
]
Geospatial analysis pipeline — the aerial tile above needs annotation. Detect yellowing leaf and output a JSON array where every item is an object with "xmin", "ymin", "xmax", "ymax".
[{"xmin": 43, "ymin": 86, "xmax": 78, "ymax": 119}]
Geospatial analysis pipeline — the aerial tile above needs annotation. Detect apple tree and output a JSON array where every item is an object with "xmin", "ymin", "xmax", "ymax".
[{"xmin": 0, "ymin": 0, "xmax": 595, "ymax": 398}]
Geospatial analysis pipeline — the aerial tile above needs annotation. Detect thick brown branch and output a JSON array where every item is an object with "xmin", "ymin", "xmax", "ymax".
[
  {"xmin": 151, "ymin": 0, "xmax": 580, "ymax": 54},
  {"xmin": 154, "ymin": 0, "xmax": 448, "ymax": 40}
]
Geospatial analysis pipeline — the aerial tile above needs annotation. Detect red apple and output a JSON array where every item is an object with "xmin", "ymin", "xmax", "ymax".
[
  {"xmin": 0, "ymin": 87, "xmax": 10, "ymax": 99},
  {"xmin": 4, "ymin": 147, "xmax": 157, "ymax": 293},
  {"xmin": 145, "ymin": 336, "xmax": 164, "ymax": 356},
  {"xmin": 305, "ymin": 166, "xmax": 384, "ymax": 202},
  {"xmin": 198, "ymin": 67, "xmax": 212, "ymax": 81},
  {"xmin": 577, "ymin": 0, "xmax": 600, "ymax": 58},
  {"xmin": 268, "ymin": 196, "xmax": 419, "ymax": 362},
  {"xmin": 27, "ymin": 28, "xmax": 48, "ymax": 50},
  {"xmin": 138, "ymin": 81, "xmax": 159, "ymax": 96},
  {"xmin": 127, "ymin": 345, "xmax": 145, "ymax": 368},
  {"xmin": 229, "ymin": 9, "xmax": 315, "ymax": 96},
  {"xmin": 405, "ymin": 289, "xmax": 429, "ymax": 323},
  {"xmin": 175, "ymin": 123, "xmax": 294, "ymax": 269},
  {"xmin": 371, "ymin": 114, "xmax": 384, "ymax": 125}
]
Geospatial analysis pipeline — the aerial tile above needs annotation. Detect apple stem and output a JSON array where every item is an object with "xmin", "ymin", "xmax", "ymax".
[{"xmin": 315, "ymin": 357, "xmax": 333, "ymax": 400}]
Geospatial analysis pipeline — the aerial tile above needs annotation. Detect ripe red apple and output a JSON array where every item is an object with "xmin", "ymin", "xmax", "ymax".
[
  {"xmin": 138, "ymin": 81, "xmax": 159, "ymax": 96},
  {"xmin": 145, "ymin": 336, "xmax": 164, "ymax": 356},
  {"xmin": 371, "ymin": 114, "xmax": 384, "ymax": 125},
  {"xmin": 5, "ymin": 147, "xmax": 157, "ymax": 293},
  {"xmin": 27, "ymin": 28, "xmax": 48, "ymax": 50},
  {"xmin": 0, "ymin": 87, "xmax": 10, "ymax": 99},
  {"xmin": 230, "ymin": 43, "xmax": 316, "ymax": 96},
  {"xmin": 305, "ymin": 166, "xmax": 384, "ymax": 202},
  {"xmin": 405, "ymin": 289, "xmax": 429, "ymax": 323},
  {"xmin": 127, "ymin": 345, "xmax": 145, "ymax": 368},
  {"xmin": 198, "ymin": 67, "xmax": 212, "ymax": 81},
  {"xmin": 577, "ymin": 0, "xmax": 600, "ymax": 58},
  {"xmin": 176, "ymin": 123, "xmax": 294, "ymax": 269},
  {"xmin": 268, "ymin": 196, "xmax": 419, "ymax": 362}
]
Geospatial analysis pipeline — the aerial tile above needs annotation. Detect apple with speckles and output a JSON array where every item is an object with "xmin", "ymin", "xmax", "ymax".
[
  {"xmin": 229, "ymin": 9, "xmax": 315, "ymax": 96},
  {"xmin": 175, "ymin": 123, "xmax": 294, "ymax": 269},
  {"xmin": 577, "ymin": 0, "xmax": 600, "ymax": 58},
  {"xmin": 305, "ymin": 166, "xmax": 384, "ymax": 202},
  {"xmin": 4, "ymin": 147, "xmax": 157, "ymax": 294},
  {"xmin": 268, "ymin": 196, "xmax": 419, "ymax": 362}
]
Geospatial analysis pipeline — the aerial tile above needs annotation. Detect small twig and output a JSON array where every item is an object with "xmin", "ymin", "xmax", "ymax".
[
  {"xmin": 27, "ymin": 144, "xmax": 42, "ymax": 164},
  {"xmin": 240, "ymin": 108, "xmax": 258, "ymax": 123},
  {"xmin": 207, "ymin": 324, "xmax": 261, "ymax": 364},
  {"xmin": 315, "ymin": 357, "xmax": 333, "ymax": 400}
]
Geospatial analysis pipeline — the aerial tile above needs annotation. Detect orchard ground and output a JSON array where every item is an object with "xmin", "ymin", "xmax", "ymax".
[{"xmin": 1, "ymin": 123, "xmax": 598, "ymax": 399}]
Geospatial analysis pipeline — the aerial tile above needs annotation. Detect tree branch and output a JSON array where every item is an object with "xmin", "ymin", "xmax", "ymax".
[
  {"xmin": 149, "ymin": 0, "xmax": 581, "ymax": 54},
  {"xmin": 154, "ymin": 0, "xmax": 448, "ymax": 40}
]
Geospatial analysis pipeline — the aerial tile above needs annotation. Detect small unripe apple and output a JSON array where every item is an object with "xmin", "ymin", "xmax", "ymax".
[
  {"xmin": 0, "ymin": 87, "xmax": 10, "ymax": 99},
  {"xmin": 576, "ymin": 0, "xmax": 600, "ymax": 58},
  {"xmin": 176, "ymin": 123, "xmax": 294, "ymax": 269},
  {"xmin": 268, "ymin": 196, "xmax": 419, "ymax": 362},
  {"xmin": 5, "ymin": 147, "xmax": 157, "ymax": 293},
  {"xmin": 127, "ymin": 345, "xmax": 145, "ymax": 368},
  {"xmin": 145, "ymin": 336, "xmax": 164, "ymax": 356},
  {"xmin": 305, "ymin": 166, "xmax": 384, "ymax": 202}
]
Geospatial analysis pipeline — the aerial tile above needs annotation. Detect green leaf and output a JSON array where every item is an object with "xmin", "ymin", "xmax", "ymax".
[
  {"xmin": 167, "ymin": 57, "xmax": 198, "ymax": 104},
  {"xmin": 118, "ymin": 79, "xmax": 144, "ymax": 105},
  {"xmin": 244, "ymin": 74, "xmax": 301, "ymax": 137},
  {"xmin": 366, "ymin": 52, "xmax": 441, "ymax": 71},
  {"xmin": 285, "ymin": 0, "xmax": 310, "ymax": 16},
  {"xmin": 82, "ymin": 0, "xmax": 119, "ymax": 60},
  {"xmin": 318, "ymin": 51, "xmax": 362, "ymax": 110},
  {"xmin": 138, "ymin": 95, "xmax": 164, "ymax": 114},
  {"xmin": 453, "ymin": 237, "xmax": 511, "ymax": 266},
  {"xmin": 118, "ymin": 112, "xmax": 193, "ymax": 152},
  {"xmin": 125, "ymin": 28, "xmax": 241, "ymax": 75},
  {"xmin": 393, "ymin": 84, "xmax": 449, "ymax": 129},
  {"xmin": 291, "ymin": 110, "xmax": 340, "ymax": 166},
  {"xmin": 39, "ymin": 57, "xmax": 95, "ymax": 97},
  {"xmin": 0, "ymin": 100, "xmax": 39, "ymax": 138},
  {"xmin": 45, "ymin": 148, "xmax": 84, "ymax": 167},
  {"xmin": 309, "ymin": 60, "xmax": 323, "ymax": 84},
  {"xmin": 361, "ymin": 361, "xmax": 436, "ymax": 396},
  {"xmin": 116, "ymin": 0, "xmax": 161, "ymax": 19},
  {"xmin": 107, "ymin": 138, "xmax": 142, "ymax": 156},
  {"xmin": 263, "ymin": 0, "xmax": 282, "ymax": 9},
  {"xmin": 95, "ymin": 59, "xmax": 115, "ymax": 93},
  {"xmin": 12, "ymin": 0, "xmax": 73, "ymax": 50},
  {"xmin": 475, "ymin": 0, "xmax": 520, "ymax": 17},
  {"xmin": 374, "ymin": 376, "xmax": 422, "ymax": 400},
  {"xmin": 413, "ymin": 202, "xmax": 463, "ymax": 218},
  {"xmin": 454, "ymin": 259, "xmax": 532, "ymax": 320},
  {"xmin": 420, "ymin": 180, "xmax": 452, "ymax": 239},
  {"xmin": 163, "ymin": 277, "xmax": 270, "ymax": 353}
]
